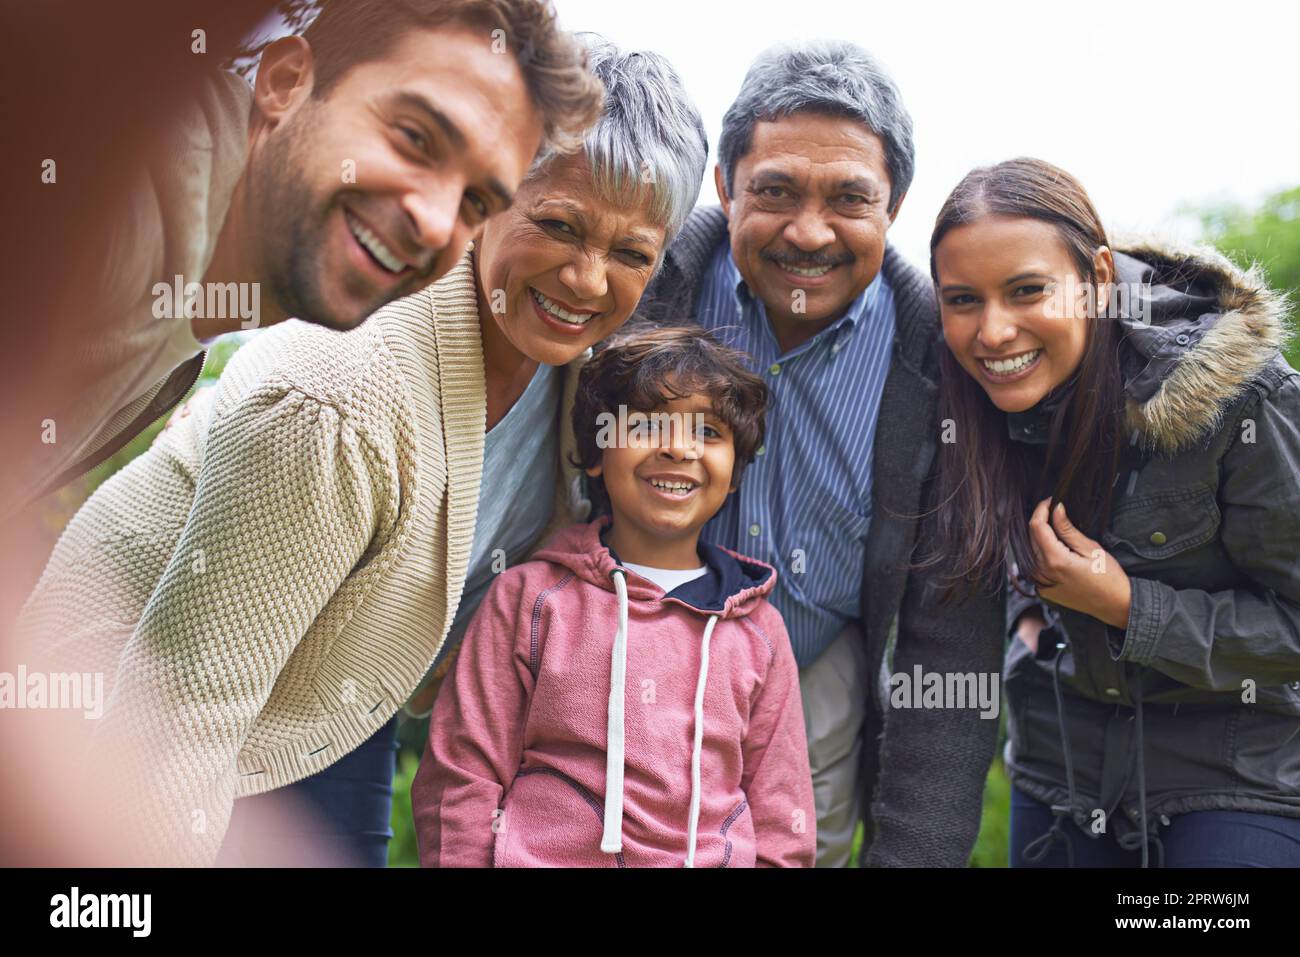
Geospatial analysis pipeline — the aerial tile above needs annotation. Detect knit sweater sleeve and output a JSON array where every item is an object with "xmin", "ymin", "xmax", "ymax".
[{"xmin": 87, "ymin": 382, "xmax": 392, "ymax": 866}]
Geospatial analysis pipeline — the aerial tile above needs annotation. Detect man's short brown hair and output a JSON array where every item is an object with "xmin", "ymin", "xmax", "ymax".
[
  {"xmin": 572, "ymin": 322, "xmax": 769, "ymax": 517},
  {"xmin": 301, "ymin": 0, "xmax": 603, "ymax": 153}
]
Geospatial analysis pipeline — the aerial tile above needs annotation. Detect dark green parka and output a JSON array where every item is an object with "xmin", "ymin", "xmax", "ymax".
[{"xmin": 1006, "ymin": 237, "xmax": 1300, "ymax": 864}]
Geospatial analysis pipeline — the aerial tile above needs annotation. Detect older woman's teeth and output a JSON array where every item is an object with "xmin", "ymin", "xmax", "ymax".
[
  {"xmin": 531, "ymin": 288, "xmax": 594, "ymax": 325},
  {"xmin": 982, "ymin": 350, "xmax": 1041, "ymax": 375},
  {"xmin": 783, "ymin": 263, "xmax": 833, "ymax": 277}
]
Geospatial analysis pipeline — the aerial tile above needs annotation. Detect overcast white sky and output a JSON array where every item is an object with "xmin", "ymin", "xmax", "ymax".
[{"xmin": 548, "ymin": 0, "xmax": 1299, "ymax": 267}]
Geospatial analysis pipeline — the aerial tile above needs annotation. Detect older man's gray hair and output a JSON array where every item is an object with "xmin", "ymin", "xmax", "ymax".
[
  {"xmin": 529, "ymin": 34, "xmax": 708, "ymax": 243},
  {"xmin": 717, "ymin": 40, "xmax": 915, "ymax": 214}
]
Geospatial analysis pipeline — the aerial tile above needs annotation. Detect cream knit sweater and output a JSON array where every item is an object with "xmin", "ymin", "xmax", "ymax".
[{"xmin": 16, "ymin": 246, "xmax": 588, "ymax": 866}]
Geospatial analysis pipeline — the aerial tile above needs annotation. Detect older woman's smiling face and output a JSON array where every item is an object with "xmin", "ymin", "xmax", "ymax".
[{"xmin": 473, "ymin": 152, "xmax": 668, "ymax": 367}]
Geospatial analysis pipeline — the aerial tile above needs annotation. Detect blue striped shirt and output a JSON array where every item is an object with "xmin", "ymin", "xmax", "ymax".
[{"xmin": 694, "ymin": 238, "xmax": 896, "ymax": 667}]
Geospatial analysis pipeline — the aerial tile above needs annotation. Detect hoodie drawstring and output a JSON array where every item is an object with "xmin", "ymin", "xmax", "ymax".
[
  {"xmin": 685, "ymin": 613, "xmax": 720, "ymax": 868},
  {"xmin": 601, "ymin": 569, "xmax": 630, "ymax": 853},
  {"xmin": 599, "ymin": 566, "xmax": 722, "ymax": 866}
]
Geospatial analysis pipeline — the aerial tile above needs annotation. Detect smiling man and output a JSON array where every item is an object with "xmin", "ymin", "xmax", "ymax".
[
  {"xmin": 8, "ymin": 0, "xmax": 601, "ymax": 515},
  {"xmin": 638, "ymin": 40, "xmax": 1006, "ymax": 867}
]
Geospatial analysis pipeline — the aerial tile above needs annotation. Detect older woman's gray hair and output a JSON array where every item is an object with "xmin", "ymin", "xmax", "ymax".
[
  {"xmin": 529, "ymin": 34, "xmax": 708, "ymax": 245},
  {"xmin": 717, "ymin": 40, "xmax": 915, "ymax": 214}
]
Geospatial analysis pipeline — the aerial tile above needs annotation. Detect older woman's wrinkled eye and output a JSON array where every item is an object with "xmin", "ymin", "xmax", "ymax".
[
  {"xmin": 540, "ymin": 219, "xmax": 574, "ymax": 235},
  {"xmin": 620, "ymin": 248, "xmax": 651, "ymax": 266}
]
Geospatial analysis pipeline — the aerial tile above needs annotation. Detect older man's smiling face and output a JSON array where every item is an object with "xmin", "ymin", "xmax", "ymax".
[{"xmin": 717, "ymin": 112, "xmax": 903, "ymax": 350}]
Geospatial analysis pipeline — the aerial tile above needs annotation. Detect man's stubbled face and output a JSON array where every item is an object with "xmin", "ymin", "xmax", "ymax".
[{"xmin": 247, "ymin": 26, "xmax": 544, "ymax": 329}]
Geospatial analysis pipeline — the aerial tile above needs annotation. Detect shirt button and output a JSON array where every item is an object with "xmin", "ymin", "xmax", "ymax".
[
  {"xmin": 1149, "ymin": 531, "xmax": 1167, "ymax": 546},
  {"xmin": 769, "ymin": 363, "xmax": 781, "ymax": 376},
  {"xmin": 748, "ymin": 523, "xmax": 761, "ymax": 537},
  {"xmin": 1104, "ymin": 687, "xmax": 1120, "ymax": 697},
  {"xmin": 1175, "ymin": 333, "xmax": 1191, "ymax": 346},
  {"xmin": 755, "ymin": 444, "xmax": 766, "ymax": 456}
]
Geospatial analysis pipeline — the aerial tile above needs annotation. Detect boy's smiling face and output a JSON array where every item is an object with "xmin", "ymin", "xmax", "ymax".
[{"xmin": 586, "ymin": 387, "xmax": 737, "ymax": 566}]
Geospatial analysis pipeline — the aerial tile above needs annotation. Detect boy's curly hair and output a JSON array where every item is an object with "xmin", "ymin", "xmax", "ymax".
[{"xmin": 571, "ymin": 320, "xmax": 769, "ymax": 517}]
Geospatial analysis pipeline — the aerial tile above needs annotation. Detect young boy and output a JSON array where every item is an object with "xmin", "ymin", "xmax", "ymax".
[{"xmin": 411, "ymin": 325, "xmax": 816, "ymax": 867}]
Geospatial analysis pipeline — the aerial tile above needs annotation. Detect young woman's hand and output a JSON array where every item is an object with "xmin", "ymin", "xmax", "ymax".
[{"xmin": 1028, "ymin": 499, "xmax": 1132, "ymax": 630}]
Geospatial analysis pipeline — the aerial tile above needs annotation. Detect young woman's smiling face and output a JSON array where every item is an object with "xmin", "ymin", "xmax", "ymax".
[{"xmin": 934, "ymin": 215, "xmax": 1113, "ymax": 413}]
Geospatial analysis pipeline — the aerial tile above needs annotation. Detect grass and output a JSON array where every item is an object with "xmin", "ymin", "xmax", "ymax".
[
  {"xmin": 388, "ymin": 750, "xmax": 422, "ymax": 868},
  {"xmin": 971, "ymin": 758, "xmax": 1011, "ymax": 867}
]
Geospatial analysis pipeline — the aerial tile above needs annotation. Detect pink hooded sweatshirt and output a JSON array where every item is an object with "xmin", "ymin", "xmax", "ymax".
[{"xmin": 412, "ymin": 515, "xmax": 816, "ymax": 867}]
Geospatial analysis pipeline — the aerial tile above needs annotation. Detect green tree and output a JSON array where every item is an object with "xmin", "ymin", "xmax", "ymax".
[{"xmin": 1191, "ymin": 185, "xmax": 1300, "ymax": 368}]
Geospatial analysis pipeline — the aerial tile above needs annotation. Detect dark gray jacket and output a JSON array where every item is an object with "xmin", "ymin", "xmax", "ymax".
[
  {"xmin": 639, "ymin": 206, "xmax": 1006, "ymax": 866},
  {"xmin": 1004, "ymin": 238, "xmax": 1300, "ymax": 864}
]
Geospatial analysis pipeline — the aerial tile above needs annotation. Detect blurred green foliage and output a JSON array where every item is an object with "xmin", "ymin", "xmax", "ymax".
[
  {"xmin": 1189, "ymin": 184, "xmax": 1300, "ymax": 368},
  {"xmin": 388, "ymin": 749, "xmax": 422, "ymax": 868}
]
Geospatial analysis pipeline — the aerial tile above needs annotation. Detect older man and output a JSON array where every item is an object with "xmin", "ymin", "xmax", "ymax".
[
  {"xmin": 5, "ymin": 0, "xmax": 601, "ymax": 516},
  {"xmin": 639, "ymin": 40, "xmax": 1005, "ymax": 866}
]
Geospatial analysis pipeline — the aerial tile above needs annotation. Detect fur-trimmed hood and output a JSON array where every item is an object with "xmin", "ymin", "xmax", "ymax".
[{"xmin": 1114, "ymin": 236, "xmax": 1293, "ymax": 455}]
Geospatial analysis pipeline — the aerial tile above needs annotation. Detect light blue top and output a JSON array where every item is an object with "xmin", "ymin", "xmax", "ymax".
[{"xmin": 429, "ymin": 360, "xmax": 561, "ymax": 672}]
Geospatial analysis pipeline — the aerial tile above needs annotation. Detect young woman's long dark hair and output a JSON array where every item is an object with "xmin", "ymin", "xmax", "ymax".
[{"xmin": 924, "ymin": 157, "xmax": 1127, "ymax": 603}]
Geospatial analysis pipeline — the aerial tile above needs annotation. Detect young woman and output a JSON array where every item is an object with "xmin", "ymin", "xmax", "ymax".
[{"xmin": 928, "ymin": 157, "xmax": 1300, "ymax": 867}]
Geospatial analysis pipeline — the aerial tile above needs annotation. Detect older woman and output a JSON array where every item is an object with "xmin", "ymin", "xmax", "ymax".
[{"xmin": 16, "ymin": 36, "xmax": 708, "ymax": 867}]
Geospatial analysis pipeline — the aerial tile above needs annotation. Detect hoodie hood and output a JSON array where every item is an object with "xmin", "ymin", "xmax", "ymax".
[
  {"xmin": 530, "ymin": 516, "xmax": 778, "ymax": 866},
  {"xmin": 1113, "ymin": 236, "xmax": 1293, "ymax": 456},
  {"xmin": 531, "ymin": 515, "xmax": 778, "ymax": 620}
]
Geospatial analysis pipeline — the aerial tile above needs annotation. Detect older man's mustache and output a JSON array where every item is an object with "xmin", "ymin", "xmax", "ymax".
[{"xmin": 762, "ymin": 249, "xmax": 855, "ymax": 269}]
